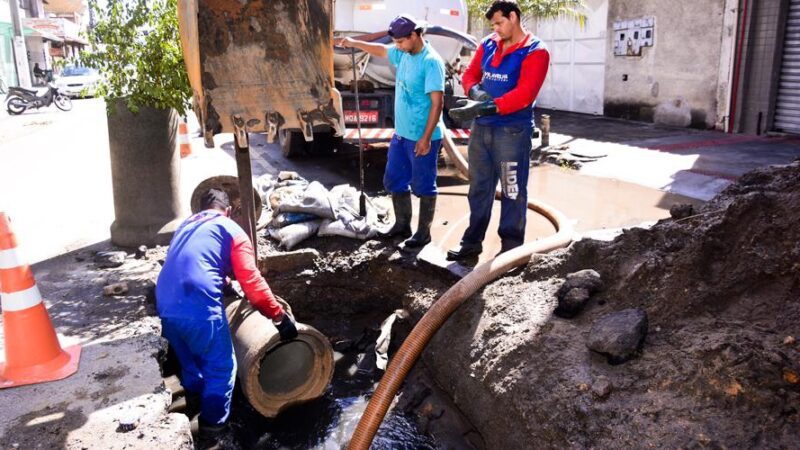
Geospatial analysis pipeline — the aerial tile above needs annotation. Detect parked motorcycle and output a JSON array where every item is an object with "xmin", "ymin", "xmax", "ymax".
[{"xmin": 5, "ymin": 84, "xmax": 73, "ymax": 115}]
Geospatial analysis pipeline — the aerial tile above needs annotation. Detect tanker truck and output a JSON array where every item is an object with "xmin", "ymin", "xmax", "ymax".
[{"xmin": 279, "ymin": 0, "xmax": 477, "ymax": 157}]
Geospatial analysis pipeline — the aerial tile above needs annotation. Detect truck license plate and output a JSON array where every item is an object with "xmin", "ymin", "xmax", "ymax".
[{"xmin": 344, "ymin": 110, "xmax": 378, "ymax": 124}]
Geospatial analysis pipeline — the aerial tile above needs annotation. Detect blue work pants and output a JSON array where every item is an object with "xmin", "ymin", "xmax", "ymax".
[
  {"xmin": 383, "ymin": 134, "xmax": 441, "ymax": 196},
  {"xmin": 161, "ymin": 317, "xmax": 237, "ymax": 426},
  {"xmin": 461, "ymin": 122, "xmax": 533, "ymax": 250}
]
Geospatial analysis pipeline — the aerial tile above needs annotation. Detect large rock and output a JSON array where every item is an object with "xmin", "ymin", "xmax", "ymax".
[
  {"xmin": 669, "ymin": 203, "xmax": 694, "ymax": 220},
  {"xmin": 555, "ymin": 287, "xmax": 591, "ymax": 318},
  {"xmin": 94, "ymin": 250, "xmax": 127, "ymax": 268},
  {"xmin": 587, "ymin": 308, "xmax": 648, "ymax": 364},
  {"xmin": 554, "ymin": 269, "xmax": 603, "ymax": 318}
]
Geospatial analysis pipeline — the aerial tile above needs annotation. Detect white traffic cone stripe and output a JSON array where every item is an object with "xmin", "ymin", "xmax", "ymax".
[
  {"xmin": 1, "ymin": 284, "xmax": 43, "ymax": 311},
  {"xmin": 0, "ymin": 248, "xmax": 23, "ymax": 270}
]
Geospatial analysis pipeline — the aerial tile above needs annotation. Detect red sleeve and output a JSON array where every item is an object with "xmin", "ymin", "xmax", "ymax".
[
  {"xmin": 230, "ymin": 234, "xmax": 284, "ymax": 320},
  {"xmin": 460, "ymin": 45, "xmax": 485, "ymax": 95},
  {"xmin": 494, "ymin": 49, "xmax": 550, "ymax": 115}
]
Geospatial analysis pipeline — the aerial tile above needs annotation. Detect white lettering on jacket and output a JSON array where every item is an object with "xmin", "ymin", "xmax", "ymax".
[{"xmin": 483, "ymin": 72, "xmax": 509, "ymax": 83}]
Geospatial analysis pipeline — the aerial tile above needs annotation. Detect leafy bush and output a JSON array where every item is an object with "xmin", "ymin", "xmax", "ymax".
[{"xmin": 82, "ymin": 0, "xmax": 191, "ymax": 115}]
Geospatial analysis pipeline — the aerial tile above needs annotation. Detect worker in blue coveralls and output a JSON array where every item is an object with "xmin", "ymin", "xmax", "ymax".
[
  {"xmin": 156, "ymin": 189, "xmax": 297, "ymax": 438},
  {"xmin": 447, "ymin": 0, "xmax": 550, "ymax": 260},
  {"xmin": 337, "ymin": 14, "xmax": 447, "ymax": 250}
]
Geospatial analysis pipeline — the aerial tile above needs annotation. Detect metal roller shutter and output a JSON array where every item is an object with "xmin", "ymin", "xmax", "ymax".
[{"xmin": 775, "ymin": 0, "xmax": 800, "ymax": 134}]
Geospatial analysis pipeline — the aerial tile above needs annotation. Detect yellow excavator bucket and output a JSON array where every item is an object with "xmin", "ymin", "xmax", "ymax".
[{"xmin": 177, "ymin": 0, "xmax": 344, "ymax": 147}]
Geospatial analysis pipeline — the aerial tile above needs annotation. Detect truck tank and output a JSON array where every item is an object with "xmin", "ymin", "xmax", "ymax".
[{"xmin": 333, "ymin": 0, "xmax": 469, "ymax": 88}]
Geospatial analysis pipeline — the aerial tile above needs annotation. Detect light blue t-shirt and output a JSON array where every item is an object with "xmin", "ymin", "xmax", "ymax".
[{"xmin": 387, "ymin": 42, "xmax": 446, "ymax": 141}]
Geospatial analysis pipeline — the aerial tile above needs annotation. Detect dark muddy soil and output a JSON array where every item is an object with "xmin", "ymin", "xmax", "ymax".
[
  {"xmin": 262, "ymin": 237, "xmax": 457, "ymax": 320},
  {"xmin": 411, "ymin": 160, "xmax": 800, "ymax": 449}
]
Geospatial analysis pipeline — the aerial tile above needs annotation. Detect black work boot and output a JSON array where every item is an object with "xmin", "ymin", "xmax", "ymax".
[
  {"xmin": 403, "ymin": 195, "xmax": 437, "ymax": 248},
  {"xmin": 446, "ymin": 242, "xmax": 483, "ymax": 261},
  {"xmin": 191, "ymin": 414, "xmax": 226, "ymax": 450},
  {"xmin": 378, "ymin": 192, "xmax": 412, "ymax": 239},
  {"xmin": 496, "ymin": 240, "xmax": 523, "ymax": 257}
]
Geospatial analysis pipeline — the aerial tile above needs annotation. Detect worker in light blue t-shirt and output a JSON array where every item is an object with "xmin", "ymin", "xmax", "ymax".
[{"xmin": 337, "ymin": 14, "xmax": 446, "ymax": 250}]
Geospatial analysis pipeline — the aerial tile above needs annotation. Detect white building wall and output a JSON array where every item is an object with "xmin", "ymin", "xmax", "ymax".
[
  {"xmin": 0, "ymin": 0, "xmax": 11, "ymax": 22},
  {"xmin": 603, "ymin": 0, "xmax": 730, "ymax": 128}
]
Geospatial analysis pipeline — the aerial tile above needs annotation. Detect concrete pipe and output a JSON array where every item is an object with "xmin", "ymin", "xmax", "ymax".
[
  {"xmin": 225, "ymin": 300, "xmax": 334, "ymax": 417},
  {"xmin": 108, "ymin": 100, "xmax": 184, "ymax": 247}
]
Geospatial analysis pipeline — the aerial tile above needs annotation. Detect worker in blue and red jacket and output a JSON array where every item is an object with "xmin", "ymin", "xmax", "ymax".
[
  {"xmin": 156, "ymin": 188, "xmax": 297, "ymax": 436},
  {"xmin": 447, "ymin": 0, "xmax": 550, "ymax": 260}
]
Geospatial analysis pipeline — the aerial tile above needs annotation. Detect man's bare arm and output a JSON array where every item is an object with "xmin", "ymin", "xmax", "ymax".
[
  {"xmin": 415, "ymin": 91, "xmax": 444, "ymax": 157},
  {"xmin": 335, "ymin": 37, "xmax": 389, "ymax": 59}
]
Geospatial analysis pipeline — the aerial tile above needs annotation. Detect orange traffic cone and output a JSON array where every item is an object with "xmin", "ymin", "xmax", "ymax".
[
  {"xmin": 0, "ymin": 212, "xmax": 81, "ymax": 389},
  {"xmin": 178, "ymin": 120, "xmax": 192, "ymax": 158}
]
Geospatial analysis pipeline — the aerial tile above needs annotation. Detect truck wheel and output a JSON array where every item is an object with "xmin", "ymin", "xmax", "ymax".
[
  {"xmin": 279, "ymin": 130, "xmax": 309, "ymax": 159},
  {"xmin": 308, "ymin": 131, "xmax": 337, "ymax": 156}
]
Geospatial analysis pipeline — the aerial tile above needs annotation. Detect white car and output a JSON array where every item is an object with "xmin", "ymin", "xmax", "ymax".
[{"xmin": 55, "ymin": 66, "xmax": 101, "ymax": 98}]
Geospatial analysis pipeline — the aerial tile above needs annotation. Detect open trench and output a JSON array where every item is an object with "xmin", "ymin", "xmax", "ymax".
[{"xmin": 163, "ymin": 237, "xmax": 484, "ymax": 449}]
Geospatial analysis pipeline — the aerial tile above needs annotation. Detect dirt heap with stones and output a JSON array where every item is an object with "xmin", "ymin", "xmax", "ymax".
[{"xmin": 412, "ymin": 160, "xmax": 800, "ymax": 449}]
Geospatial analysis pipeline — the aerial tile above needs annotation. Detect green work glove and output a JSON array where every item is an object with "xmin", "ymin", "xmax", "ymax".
[
  {"xmin": 468, "ymin": 84, "xmax": 493, "ymax": 102},
  {"xmin": 448, "ymin": 99, "xmax": 498, "ymax": 122}
]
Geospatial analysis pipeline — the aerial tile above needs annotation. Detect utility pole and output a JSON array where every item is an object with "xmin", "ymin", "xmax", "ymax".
[{"xmin": 8, "ymin": 0, "xmax": 32, "ymax": 87}]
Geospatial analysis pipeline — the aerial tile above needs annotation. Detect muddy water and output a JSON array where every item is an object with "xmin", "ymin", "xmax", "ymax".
[
  {"xmin": 432, "ymin": 164, "xmax": 704, "ymax": 262},
  {"xmin": 228, "ymin": 360, "xmax": 435, "ymax": 449},
  {"xmin": 227, "ymin": 315, "xmax": 437, "ymax": 450}
]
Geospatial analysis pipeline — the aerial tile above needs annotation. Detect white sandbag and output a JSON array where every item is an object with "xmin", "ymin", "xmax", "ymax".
[
  {"xmin": 329, "ymin": 184, "xmax": 380, "ymax": 224},
  {"xmin": 267, "ymin": 220, "xmax": 321, "ymax": 250},
  {"xmin": 317, "ymin": 218, "xmax": 372, "ymax": 240},
  {"xmin": 316, "ymin": 185, "xmax": 384, "ymax": 240},
  {"xmin": 276, "ymin": 181, "xmax": 335, "ymax": 219},
  {"xmin": 329, "ymin": 184, "xmax": 360, "ymax": 213},
  {"xmin": 269, "ymin": 184, "xmax": 305, "ymax": 211},
  {"xmin": 275, "ymin": 179, "xmax": 308, "ymax": 189},
  {"xmin": 278, "ymin": 171, "xmax": 301, "ymax": 182},
  {"xmin": 253, "ymin": 174, "xmax": 276, "ymax": 202}
]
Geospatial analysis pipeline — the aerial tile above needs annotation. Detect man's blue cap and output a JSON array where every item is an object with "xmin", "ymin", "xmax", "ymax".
[{"xmin": 388, "ymin": 14, "xmax": 420, "ymax": 38}]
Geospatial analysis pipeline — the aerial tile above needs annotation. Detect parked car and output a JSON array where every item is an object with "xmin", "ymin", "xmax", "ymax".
[{"xmin": 54, "ymin": 66, "xmax": 101, "ymax": 98}]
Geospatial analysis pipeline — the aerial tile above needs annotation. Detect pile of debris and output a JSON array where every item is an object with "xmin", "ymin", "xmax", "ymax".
[
  {"xmin": 534, "ymin": 144, "xmax": 608, "ymax": 169},
  {"xmin": 412, "ymin": 160, "xmax": 800, "ymax": 448}
]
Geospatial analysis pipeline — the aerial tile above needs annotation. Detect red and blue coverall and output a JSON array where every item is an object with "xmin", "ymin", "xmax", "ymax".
[
  {"xmin": 459, "ymin": 32, "xmax": 550, "ymax": 250},
  {"xmin": 156, "ymin": 210, "xmax": 284, "ymax": 426}
]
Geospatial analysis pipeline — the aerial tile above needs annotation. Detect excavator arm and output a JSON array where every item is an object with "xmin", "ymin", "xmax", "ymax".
[{"xmin": 177, "ymin": 0, "xmax": 345, "ymax": 148}]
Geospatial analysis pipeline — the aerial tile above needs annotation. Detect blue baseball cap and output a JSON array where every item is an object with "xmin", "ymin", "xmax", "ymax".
[{"xmin": 388, "ymin": 14, "xmax": 421, "ymax": 38}]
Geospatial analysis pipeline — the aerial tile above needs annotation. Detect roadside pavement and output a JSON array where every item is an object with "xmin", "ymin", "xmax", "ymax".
[{"xmin": 536, "ymin": 109, "xmax": 800, "ymax": 201}]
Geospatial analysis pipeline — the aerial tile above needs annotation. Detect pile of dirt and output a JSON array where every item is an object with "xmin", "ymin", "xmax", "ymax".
[{"xmin": 413, "ymin": 161, "xmax": 800, "ymax": 448}]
